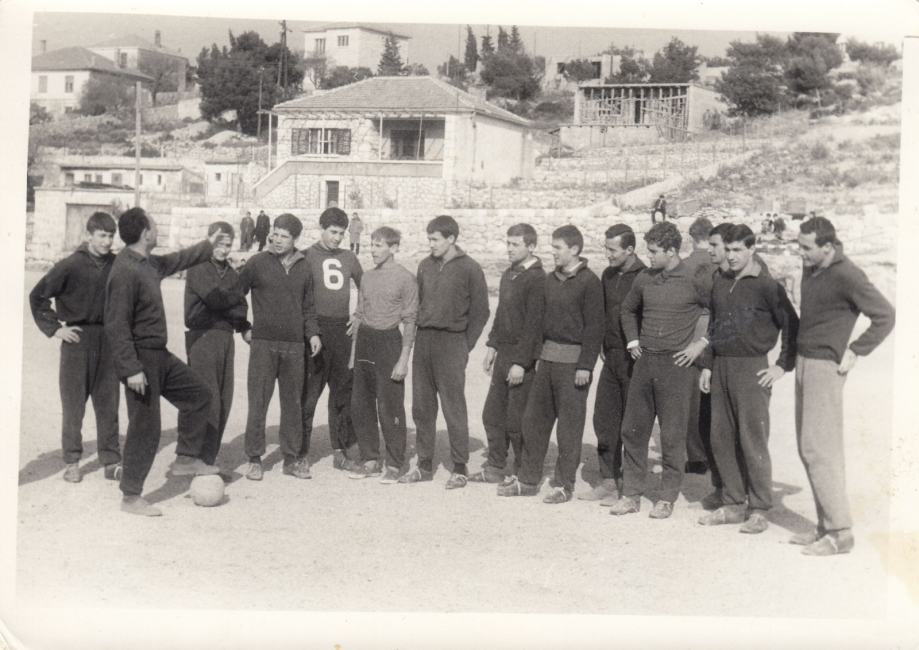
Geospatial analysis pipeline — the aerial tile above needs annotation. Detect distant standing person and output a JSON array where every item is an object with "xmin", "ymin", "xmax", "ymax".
[
  {"xmin": 349, "ymin": 213, "xmax": 364, "ymax": 254},
  {"xmin": 104, "ymin": 208, "xmax": 226, "ymax": 516},
  {"xmin": 29, "ymin": 211, "xmax": 122, "ymax": 484},
  {"xmin": 400, "ymin": 215, "xmax": 490, "ymax": 489},
  {"xmin": 791, "ymin": 217, "xmax": 894, "ymax": 556},
  {"xmin": 239, "ymin": 211, "xmax": 256, "ymax": 251},
  {"xmin": 184, "ymin": 221, "xmax": 250, "ymax": 468},
  {"xmin": 302, "ymin": 207, "xmax": 363, "ymax": 472},
  {"xmin": 254, "ymin": 210, "xmax": 271, "ymax": 251},
  {"xmin": 652, "ymin": 194, "xmax": 667, "ymax": 224}
]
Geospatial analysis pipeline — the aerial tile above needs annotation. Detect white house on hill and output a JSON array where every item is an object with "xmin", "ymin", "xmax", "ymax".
[
  {"xmin": 303, "ymin": 25, "xmax": 411, "ymax": 70},
  {"xmin": 256, "ymin": 76, "xmax": 535, "ymax": 211}
]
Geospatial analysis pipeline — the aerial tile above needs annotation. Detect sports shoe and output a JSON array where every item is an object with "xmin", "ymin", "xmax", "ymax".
[
  {"xmin": 698, "ymin": 504, "xmax": 746, "ymax": 526},
  {"xmin": 333, "ymin": 449, "xmax": 360, "ymax": 472},
  {"xmin": 445, "ymin": 473, "xmax": 468, "ymax": 490},
  {"xmin": 700, "ymin": 489, "xmax": 723, "ymax": 511},
  {"xmin": 348, "ymin": 460, "xmax": 382, "ymax": 480},
  {"xmin": 468, "ymin": 466, "xmax": 505, "ymax": 483},
  {"xmin": 245, "ymin": 460, "xmax": 264, "ymax": 481},
  {"xmin": 802, "ymin": 530, "xmax": 854, "ymax": 556},
  {"xmin": 578, "ymin": 479, "xmax": 618, "ymax": 502},
  {"xmin": 648, "ymin": 500, "xmax": 674, "ymax": 519},
  {"xmin": 543, "ymin": 486, "xmax": 572, "ymax": 504},
  {"xmin": 170, "ymin": 456, "xmax": 220, "ymax": 476},
  {"xmin": 609, "ymin": 496, "xmax": 640, "ymax": 516},
  {"xmin": 739, "ymin": 512, "xmax": 769, "ymax": 534},
  {"xmin": 103, "ymin": 463, "xmax": 123, "ymax": 481},
  {"xmin": 789, "ymin": 529, "xmax": 821, "ymax": 546},
  {"xmin": 379, "ymin": 466, "xmax": 401, "ymax": 484},
  {"xmin": 63, "ymin": 462, "xmax": 82, "ymax": 483},
  {"xmin": 496, "ymin": 476, "xmax": 539, "ymax": 497},
  {"xmin": 121, "ymin": 496, "xmax": 162, "ymax": 517},
  {"xmin": 397, "ymin": 466, "xmax": 434, "ymax": 484},
  {"xmin": 282, "ymin": 457, "xmax": 312, "ymax": 479}
]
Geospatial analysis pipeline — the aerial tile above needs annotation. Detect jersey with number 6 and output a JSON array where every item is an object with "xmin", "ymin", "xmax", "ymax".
[{"xmin": 304, "ymin": 243, "xmax": 363, "ymax": 320}]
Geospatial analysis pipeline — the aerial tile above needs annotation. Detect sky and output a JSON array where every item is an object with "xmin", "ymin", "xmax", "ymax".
[{"xmin": 31, "ymin": 12, "xmax": 793, "ymax": 72}]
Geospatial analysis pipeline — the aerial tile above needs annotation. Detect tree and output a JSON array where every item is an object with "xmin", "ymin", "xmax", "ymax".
[
  {"xmin": 302, "ymin": 54, "xmax": 328, "ymax": 89},
  {"xmin": 845, "ymin": 38, "xmax": 900, "ymax": 66},
  {"xmin": 784, "ymin": 32, "xmax": 843, "ymax": 104},
  {"xmin": 649, "ymin": 37, "xmax": 700, "ymax": 83},
  {"xmin": 497, "ymin": 27, "xmax": 509, "ymax": 53},
  {"xmin": 562, "ymin": 58, "xmax": 597, "ymax": 83},
  {"xmin": 378, "ymin": 33, "xmax": 404, "ymax": 75},
  {"xmin": 323, "ymin": 66, "xmax": 374, "ymax": 89},
  {"xmin": 438, "ymin": 55, "xmax": 468, "ymax": 88},
  {"xmin": 606, "ymin": 46, "xmax": 650, "ymax": 83},
  {"xmin": 509, "ymin": 26, "xmax": 523, "ymax": 53},
  {"xmin": 481, "ymin": 33, "xmax": 495, "ymax": 59},
  {"xmin": 29, "ymin": 102, "xmax": 51, "ymax": 125},
  {"xmin": 702, "ymin": 55, "xmax": 732, "ymax": 67},
  {"xmin": 138, "ymin": 54, "xmax": 179, "ymax": 106},
  {"xmin": 480, "ymin": 48, "xmax": 540, "ymax": 101},
  {"xmin": 464, "ymin": 26, "xmax": 478, "ymax": 71},
  {"xmin": 79, "ymin": 75, "xmax": 135, "ymax": 116},
  {"xmin": 716, "ymin": 34, "xmax": 788, "ymax": 116}
]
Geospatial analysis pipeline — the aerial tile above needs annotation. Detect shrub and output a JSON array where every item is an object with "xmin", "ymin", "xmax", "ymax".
[{"xmin": 810, "ymin": 141, "xmax": 830, "ymax": 160}]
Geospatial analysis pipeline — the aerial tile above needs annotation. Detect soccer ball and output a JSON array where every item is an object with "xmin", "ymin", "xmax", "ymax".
[{"xmin": 190, "ymin": 474, "xmax": 225, "ymax": 507}]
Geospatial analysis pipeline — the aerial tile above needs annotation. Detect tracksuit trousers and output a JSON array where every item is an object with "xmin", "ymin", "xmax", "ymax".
[
  {"xmin": 120, "ymin": 348, "xmax": 211, "ymax": 496},
  {"xmin": 352, "ymin": 326, "xmax": 407, "ymax": 469},
  {"xmin": 481, "ymin": 346, "xmax": 533, "ymax": 474},
  {"xmin": 245, "ymin": 339, "xmax": 304, "ymax": 461},
  {"xmin": 687, "ymin": 380, "xmax": 721, "ymax": 487},
  {"xmin": 412, "ymin": 328, "xmax": 470, "ymax": 473},
  {"xmin": 621, "ymin": 351, "xmax": 697, "ymax": 503},
  {"xmin": 302, "ymin": 318, "xmax": 356, "ymax": 454},
  {"xmin": 518, "ymin": 360, "xmax": 591, "ymax": 493},
  {"xmin": 795, "ymin": 356, "xmax": 851, "ymax": 532},
  {"xmin": 58, "ymin": 323, "xmax": 121, "ymax": 465},
  {"xmin": 710, "ymin": 355, "xmax": 773, "ymax": 511},
  {"xmin": 186, "ymin": 329, "xmax": 235, "ymax": 466},
  {"xmin": 592, "ymin": 350, "xmax": 632, "ymax": 481}
]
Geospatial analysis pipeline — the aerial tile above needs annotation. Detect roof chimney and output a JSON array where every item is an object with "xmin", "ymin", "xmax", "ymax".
[
  {"xmin": 40, "ymin": 40, "xmax": 47, "ymax": 54},
  {"xmin": 154, "ymin": 30, "xmax": 162, "ymax": 47}
]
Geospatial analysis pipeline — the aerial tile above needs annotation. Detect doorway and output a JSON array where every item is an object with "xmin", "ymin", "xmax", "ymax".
[{"xmin": 325, "ymin": 180, "xmax": 340, "ymax": 207}]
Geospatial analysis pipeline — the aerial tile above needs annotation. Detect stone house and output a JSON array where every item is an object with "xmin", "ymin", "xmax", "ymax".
[
  {"xmin": 303, "ymin": 25, "xmax": 411, "ymax": 71},
  {"xmin": 256, "ymin": 76, "xmax": 535, "ymax": 211},
  {"xmin": 88, "ymin": 32, "xmax": 189, "ymax": 95}
]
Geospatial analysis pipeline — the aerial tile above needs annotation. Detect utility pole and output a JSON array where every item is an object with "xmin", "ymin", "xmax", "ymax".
[
  {"xmin": 257, "ymin": 66, "xmax": 264, "ymax": 138},
  {"xmin": 134, "ymin": 80, "xmax": 142, "ymax": 207}
]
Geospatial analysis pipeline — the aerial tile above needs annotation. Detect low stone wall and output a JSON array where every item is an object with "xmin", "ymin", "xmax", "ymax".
[{"xmin": 260, "ymin": 174, "xmax": 447, "ymax": 212}]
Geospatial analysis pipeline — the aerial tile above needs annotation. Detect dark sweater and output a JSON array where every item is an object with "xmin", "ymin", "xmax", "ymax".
[
  {"xmin": 600, "ymin": 257, "xmax": 647, "ymax": 353},
  {"xmin": 184, "ymin": 259, "xmax": 250, "ymax": 333},
  {"xmin": 542, "ymin": 260, "xmax": 604, "ymax": 370},
  {"xmin": 416, "ymin": 247, "xmax": 490, "ymax": 350},
  {"xmin": 485, "ymin": 257, "xmax": 545, "ymax": 369},
  {"xmin": 621, "ymin": 259, "xmax": 710, "ymax": 353},
  {"xmin": 105, "ymin": 241, "xmax": 213, "ymax": 378},
  {"xmin": 798, "ymin": 249, "xmax": 895, "ymax": 363},
  {"xmin": 30, "ymin": 244, "xmax": 115, "ymax": 337},
  {"xmin": 706, "ymin": 262, "xmax": 799, "ymax": 371},
  {"xmin": 238, "ymin": 250, "xmax": 320, "ymax": 343}
]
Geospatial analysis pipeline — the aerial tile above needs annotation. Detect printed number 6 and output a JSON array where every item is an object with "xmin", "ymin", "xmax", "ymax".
[{"xmin": 323, "ymin": 258, "xmax": 344, "ymax": 290}]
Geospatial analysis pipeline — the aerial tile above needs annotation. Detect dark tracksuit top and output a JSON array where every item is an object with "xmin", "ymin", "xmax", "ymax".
[
  {"xmin": 541, "ymin": 260, "xmax": 604, "ymax": 370},
  {"xmin": 485, "ymin": 257, "xmax": 546, "ymax": 369},
  {"xmin": 797, "ymin": 248, "xmax": 894, "ymax": 363},
  {"xmin": 600, "ymin": 257, "xmax": 647, "ymax": 355},
  {"xmin": 184, "ymin": 259, "xmax": 250, "ymax": 337},
  {"xmin": 416, "ymin": 247, "xmax": 490, "ymax": 350},
  {"xmin": 237, "ymin": 250, "xmax": 320, "ymax": 343}
]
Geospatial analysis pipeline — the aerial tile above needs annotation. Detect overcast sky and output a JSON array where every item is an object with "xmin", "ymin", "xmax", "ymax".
[{"xmin": 31, "ymin": 12, "xmax": 794, "ymax": 71}]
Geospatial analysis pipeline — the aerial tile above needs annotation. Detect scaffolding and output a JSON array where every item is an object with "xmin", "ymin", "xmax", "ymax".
[{"xmin": 578, "ymin": 84, "xmax": 692, "ymax": 140}]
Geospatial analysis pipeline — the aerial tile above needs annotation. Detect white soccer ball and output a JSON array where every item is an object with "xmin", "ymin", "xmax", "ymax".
[{"xmin": 190, "ymin": 474, "xmax": 225, "ymax": 507}]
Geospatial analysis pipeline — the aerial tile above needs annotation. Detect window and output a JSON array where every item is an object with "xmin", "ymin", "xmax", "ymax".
[
  {"xmin": 157, "ymin": 174, "xmax": 163, "ymax": 186},
  {"xmin": 111, "ymin": 172, "xmax": 122, "ymax": 185},
  {"xmin": 337, "ymin": 35, "xmax": 349, "ymax": 47},
  {"xmin": 64, "ymin": 172, "xmax": 74, "ymax": 185},
  {"xmin": 65, "ymin": 75, "xmax": 74, "ymax": 93},
  {"xmin": 215, "ymin": 172, "xmax": 222, "ymax": 182},
  {"xmin": 119, "ymin": 52, "xmax": 128, "ymax": 68},
  {"xmin": 83, "ymin": 173, "xmax": 92, "ymax": 182},
  {"xmin": 314, "ymin": 38, "xmax": 326, "ymax": 54},
  {"xmin": 139, "ymin": 173, "xmax": 144, "ymax": 185},
  {"xmin": 390, "ymin": 129, "xmax": 426, "ymax": 160},
  {"xmin": 38, "ymin": 76, "xmax": 47, "ymax": 93},
  {"xmin": 64, "ymin": 106, "xmax": 74, "ymax": 113},
  {"xmin": 95, "ymin": 174, "xmax": 103, "ymax": 183},
  {"xmin": 291, "ymin": 128, "xmax": 351, "ymax": 156}
]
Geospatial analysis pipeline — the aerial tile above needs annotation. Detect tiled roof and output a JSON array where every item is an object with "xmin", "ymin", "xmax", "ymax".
[
  {"xmin": 274, "ymin": 76, "xmax": 531, "ymax": 128},
  {"xmin": 91, "ymin": 34, "xmax": 185, "ymax": 59},
  {"xmin": 31, "ymin": 46, "xmax": 153, "ymax": 82},
  {"xmin": 302, "ymin": 25, "xmax": 410, "ymax": 40}
]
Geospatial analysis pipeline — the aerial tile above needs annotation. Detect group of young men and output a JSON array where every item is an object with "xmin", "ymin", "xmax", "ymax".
[{"xmin": 30, "ymin": 206, "xmax": 894, "ymax": 556}]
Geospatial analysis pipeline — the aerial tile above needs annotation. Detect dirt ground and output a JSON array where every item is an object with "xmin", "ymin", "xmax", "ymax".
[{"xmin": 13, "ymin": 266, "xmax": 898, "ymax": 622}]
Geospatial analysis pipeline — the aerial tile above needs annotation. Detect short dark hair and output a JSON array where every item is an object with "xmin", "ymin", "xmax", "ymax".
[
  {"xmin": 208, "ymin": 220, "xmax": 235, "ymax": 239},
  {"xmin": 371, "ymin": 226, "xmax": 401, "ymax": 247},
  {"xmin": 800, "ymin": 216, "xmax": 838, "ymax": 247},
  {"xmin": 319, "ymin": 207, "xmax": 349, "ymax": 230},
  {"xmin": 552, "ymin": 225, "xmax": 583, "ymax": 255},
  {"xmin": 724, "ymin": 223, "xmax": 756, "ymax": 248},
  {"xmin": 274, "ymin": 213, "xmax": 303, "ymax": 239},
  {"xmin": 605, "ymin": 223, "xmax": 635, "ymax": 250},
  {"xmin": 427, "ymin": 215, "xmax": 459, "ymax": 240},
  {"xmin": 689, "ymin": 217, "xmax": 713, "ymax": 243},
  {"xmin": 507, "ymin": 223, "xmax": 537, "ymax": 247},
  {"xmin": 86, "ymin": 211, "xmax": 116, "ymax": 234},
  {"xmin": 118, "ymin": 207, "xmax": 151, "ymax": 245},
  {"xmin": 709, "ymin": 222, "xmax": 734, "ymax": 241},
  {"xmin": 644, "ymin": 221, "xmax": 682, "ymax": 252}
]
